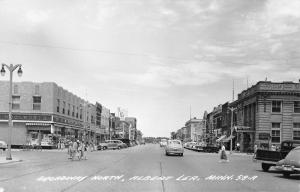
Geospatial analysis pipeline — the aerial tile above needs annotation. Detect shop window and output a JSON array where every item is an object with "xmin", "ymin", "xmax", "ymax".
[
  {"xmin": 294, "ymin": 101, "xmax": 300, "ymax": 113},
  {"xmin": 12, "ymin": 95, "xmax": 20, "ymax": 110},
  {"xmin": 272, "ymin": 101, "xmax": 281, "ymax": 113},
  {"xmin": 33, "ymin": 96, "xmax": 41, "ymax": 110}
]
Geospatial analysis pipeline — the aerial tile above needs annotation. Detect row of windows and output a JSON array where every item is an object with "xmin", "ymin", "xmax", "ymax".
[
  {"xmin": 12, "ymin": 96, "xmax": 41, "ymax": 110},
  {"xmin": 56, "ymin": 99, "xmax": 95, "ymax": 123},
  {"xmin": 271, "ymin": 101, "xmax": 300, "ymax": 113},
  {"xmin": 271, "ymin": 122, "xmax": 300, "ymax": 143},
  {"xmin": 13, "ymin": 84, "xmax": 40, "ymax": 95}
]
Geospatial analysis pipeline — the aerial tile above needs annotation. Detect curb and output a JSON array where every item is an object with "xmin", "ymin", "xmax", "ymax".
[{"xmin": 0, "ymin": 158, "xmax": 23, "ymax": 164}]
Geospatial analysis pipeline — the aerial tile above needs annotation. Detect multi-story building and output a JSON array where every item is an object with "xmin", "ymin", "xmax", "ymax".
[
  {"xmin": 185, "ymin": 117, "xmax": 203, "ymax": 142},
  {"xmin": 125, "ymin": 117, "xmax": 137, "ymax": 141},
  {"xmin": 231, "ymin": 81, "xmax": 300, "ymax": 152},
  {"xmin": 0, "ymin": 81, "xmax": 95, "ymax": 147}
]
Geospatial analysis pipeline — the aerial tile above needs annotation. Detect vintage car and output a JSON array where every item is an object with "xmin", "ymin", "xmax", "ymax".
[
  {"xmin": 275, "ymin": 146, "xmax": 300, "ymax": 177},
  {"xmin": 160, "ymin": 139, "xmax": 168, "ymax": 147},
  {"xmin": 165, "ymin": 140, "xmax": 184, "ymax": 156},
  {"xmin": 255, "ymin": 140, "xmax": 300, "ymax": 172},
  {"xmin": 184, "ymin": 142, "xmax": 197, "ymax": 149},
  {"xmin": 97, "ymin": 140, "xmax": 126, "ymax": 150},
  {"xmin": 0, "ymin": 140, "xmax": 7, "ymax": 151}
]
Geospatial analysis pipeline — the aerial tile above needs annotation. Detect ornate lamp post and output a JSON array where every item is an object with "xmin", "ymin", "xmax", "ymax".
[{"xmin": 1, "ymin": 63, "xmax": 23, "ymax": 160}]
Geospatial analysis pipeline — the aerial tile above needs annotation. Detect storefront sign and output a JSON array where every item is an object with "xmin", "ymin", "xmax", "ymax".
[
  {"xmin": 53, "ymin": 115, "xmax": 83, "ymax": 127},
  {"xmin": 258, "ymin": 133, "xmax": 270, "ymax": 140},
  {"xmin": 0, "ymin": 113, "xmax": 51, "ymax": 121}
]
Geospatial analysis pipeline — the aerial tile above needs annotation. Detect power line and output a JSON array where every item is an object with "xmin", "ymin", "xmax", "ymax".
[{"xmin": 0, "ymin": 40, "xmax": 193, "ymax": 62}]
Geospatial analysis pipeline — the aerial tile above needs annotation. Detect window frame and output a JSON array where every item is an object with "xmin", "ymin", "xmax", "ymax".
[
  {"xmin": 272, "ymin": 100, "xmax": 282, "ymax": 113},
  {"xmin": 293, "ymin": 123, "xmax": 300, "ymax": 140},
  {"xmin": 294, "ymin": 101, "xmax": 300, "ymax": 113},
  {"xmin": 271, "ymin": 122, "xmax": 281, "ymax": 143},
  {"xmin": 32, "ymin": 96, "xmax": 41, "ymax": 111}
]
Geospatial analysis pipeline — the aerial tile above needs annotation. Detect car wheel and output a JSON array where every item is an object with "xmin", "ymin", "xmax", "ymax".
[
  {"xmin": 118, "ymin": 146, "xmax": 121, "ymax": 150},
  {"xmin": 262, "ymin": 163, "xmax": 270, "ymax": 172},
  {"xmin": 165, "ymin": 152, "xmax": 169, "ymax": 156},
  {"xmin": 283, "ymin": 173, "xmax": 290, "ymax": 177},
  {"xmin": 103, "ymin": 146, "xmax": 107, "ymax": 150}
]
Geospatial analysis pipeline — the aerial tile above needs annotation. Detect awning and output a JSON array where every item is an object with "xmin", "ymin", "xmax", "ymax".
[
  {"xmin": 26, "ymin": 123, "xmax": 51, "ymax": 126},
  {"xmin": 222, "ymin": 135, "xmax": 235, "ymax": 142},
  {"xmin": 216, "ymin": 135, "xmax": 226, "ymax": 142}
]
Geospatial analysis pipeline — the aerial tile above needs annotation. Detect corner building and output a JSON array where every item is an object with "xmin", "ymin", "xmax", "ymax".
[
  {"xmin": 0, "ymin": 81, "xmax": 97, "ymax": 147},
  {"xmin": 232, "ymin": 81, "xmax": 300, "ymax": 152}
]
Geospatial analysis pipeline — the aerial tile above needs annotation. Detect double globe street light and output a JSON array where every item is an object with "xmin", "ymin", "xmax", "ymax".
[{"xmin": 1, "ymin": 63, "xmax": 23, "ymax": 160}]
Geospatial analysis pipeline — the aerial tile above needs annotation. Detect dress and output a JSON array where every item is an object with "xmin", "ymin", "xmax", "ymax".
[{"xmin": 220, "ymin": 146, "xmax": 227, "ymax": 160}]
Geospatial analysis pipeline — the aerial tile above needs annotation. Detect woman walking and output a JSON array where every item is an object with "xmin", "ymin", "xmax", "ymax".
[{"xmin": 220, "ymin": 144, "xmax": 229, "ymax": 162}]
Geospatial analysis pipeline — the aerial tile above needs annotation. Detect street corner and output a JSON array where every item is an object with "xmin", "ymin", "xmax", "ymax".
[{"xmin": 0, "ymin": 156, "xmax": 22, "ymax": 164}]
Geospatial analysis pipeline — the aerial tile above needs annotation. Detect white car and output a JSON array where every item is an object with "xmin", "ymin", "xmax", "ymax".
[
  {"xmin": 165, "ymin": 140, "xmax": 184, "ymax": 156},
  {"xmin": 0, "ymin": 140, "xmax": 7, "ymax": 151},
  {"xmin": 160, "ymin": 139, "xmax": 168, "ymax": 147}
]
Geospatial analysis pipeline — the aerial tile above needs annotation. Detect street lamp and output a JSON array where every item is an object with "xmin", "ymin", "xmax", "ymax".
[{"xmin": 1, "ymin": 63, "xmax": 23, "ymax": 160}]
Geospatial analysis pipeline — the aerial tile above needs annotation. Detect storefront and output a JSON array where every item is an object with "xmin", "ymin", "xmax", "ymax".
[
  {"xmin": 236, "ymin": 130, "xmax": 255, "ymax": 152},
  {"xmin": 26, "ymin": 123, "xmax": 53, "ymax": 147}
]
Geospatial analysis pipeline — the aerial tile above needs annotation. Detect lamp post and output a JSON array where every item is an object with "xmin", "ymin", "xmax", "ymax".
[{"xmin": 1, "ymin": 63, "xmax": 23, "ymax": 160}]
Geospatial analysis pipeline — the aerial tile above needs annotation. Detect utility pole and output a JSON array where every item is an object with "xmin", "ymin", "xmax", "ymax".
[{"xmin": 229, "ymin": 107, "xmax": 235, "ymax": 154}]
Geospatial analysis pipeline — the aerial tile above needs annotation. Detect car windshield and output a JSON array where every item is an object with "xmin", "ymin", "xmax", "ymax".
[{"xmin": 169, "ymin": 141, "xmax": 181, "ymax": 145}]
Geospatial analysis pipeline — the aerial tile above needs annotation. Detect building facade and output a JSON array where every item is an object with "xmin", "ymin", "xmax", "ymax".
[
  {"xmin": 232, "ymin": 81, "xmax": 300, "ymax": 152},
  {"xmin": 0, "ymin": 81, "xmax": 97, "ymax": 147},
  {"xmin": 185, "ymin": 117, "xmax": 203, "ymax": 142}
]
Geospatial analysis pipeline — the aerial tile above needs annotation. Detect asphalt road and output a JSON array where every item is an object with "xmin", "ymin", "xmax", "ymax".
[{"xmin": 0, "ymin": 144, "xmax": 299, "ymax": 192}]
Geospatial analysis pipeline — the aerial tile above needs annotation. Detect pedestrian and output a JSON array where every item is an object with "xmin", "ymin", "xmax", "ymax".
[
  {"xmin": 236, "ymin": 142, "xmax": 240, "ymax": 152},
  {"xmin": 253, "ymin": 144, "xmax": 258, "ymax": 161},
  {"xmin": 71, "ymin": 140, "xmax": 79, "ymax": 160},
  {"xmin": 219, "ymin": 144, "xmax": 228, "ymax": 162},
  {"xmin": 78, "ymin": 141, "xmax": 87, "ymax": 160}
]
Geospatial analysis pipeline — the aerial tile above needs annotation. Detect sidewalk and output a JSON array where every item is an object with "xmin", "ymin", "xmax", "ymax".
[
  {"xmin": 230, "ymin": 151, "xmax": 253, "ymax": 156},
  {"xmin": 0, "ymin": 156, "xmax": 22, "ymax": 164}
]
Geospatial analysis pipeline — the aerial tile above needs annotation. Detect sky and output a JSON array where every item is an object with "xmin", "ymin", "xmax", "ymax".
[{"xmin": 0, "ymin": 0, "xmax": 300, "ymax": 137}]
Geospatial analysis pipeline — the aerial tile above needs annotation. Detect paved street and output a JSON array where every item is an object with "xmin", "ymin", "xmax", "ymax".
[{"xmin": 0, "ymin": 144, "xmax": 299, "ymax": 192}]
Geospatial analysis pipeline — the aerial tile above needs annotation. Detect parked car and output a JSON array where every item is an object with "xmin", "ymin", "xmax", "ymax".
[
  {"xmin": 116, "ymin": 140, "xmax": 127, "ymax": 148},
  {"xmin": 255, "ymin": 140, "xmax": 300, "ymax": 172},
  {"xmin": 184, "ymin": 142, "xmax": 197, "ymax": 149},
  {"xmin": 0, "ymin": 140, "xmax": 7, "ymax": 151},
  {"xmin": 165, "ymin": 140, "xmax": 184, "ymax": 156},
  {"xmin": 276, "ymin": 146, "xmax": 300, "ymax": 177}
]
